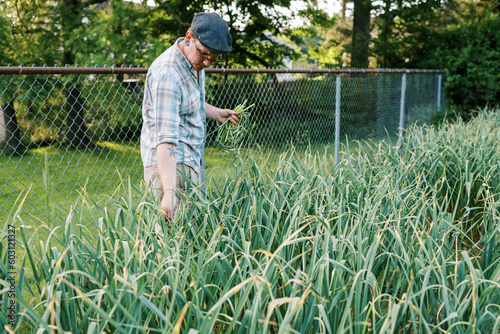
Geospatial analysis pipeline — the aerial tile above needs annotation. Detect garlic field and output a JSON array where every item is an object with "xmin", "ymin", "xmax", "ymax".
[{"xmin": 3, "ymin": 108, "xmax": 500, "ymax": 333}]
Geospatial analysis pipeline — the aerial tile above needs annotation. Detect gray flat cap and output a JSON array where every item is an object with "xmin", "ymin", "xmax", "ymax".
[{"xmin": 191, "ymin": 13, "xmax": 232, "ymax": 55}]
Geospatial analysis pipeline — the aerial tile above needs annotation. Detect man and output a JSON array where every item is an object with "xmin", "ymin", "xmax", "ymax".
[{"xmin": 141, "ymin": 12, "xmax": 239, "ymax": 228}]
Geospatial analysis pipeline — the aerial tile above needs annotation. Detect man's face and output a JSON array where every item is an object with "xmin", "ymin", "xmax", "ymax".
[{"xmin": 186, "ymin": 32, "xmax": 222, "ymax": 71}]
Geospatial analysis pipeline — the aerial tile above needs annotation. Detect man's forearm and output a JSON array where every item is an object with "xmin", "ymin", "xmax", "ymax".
[
  {"xmin": 205, "ymin": 102, "xmax": 219, "ymax": 121},
  {"xmin": 157, "ymin": 143, "xmax": 178, "ymax": 215}
]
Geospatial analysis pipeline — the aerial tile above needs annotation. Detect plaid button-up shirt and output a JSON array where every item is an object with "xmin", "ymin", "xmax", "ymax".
[{"xmin": 141, "ymin": 38, "xmax": 206, "ymax": 177}]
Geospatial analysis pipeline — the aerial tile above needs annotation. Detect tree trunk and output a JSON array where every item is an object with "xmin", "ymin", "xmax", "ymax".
[
  {"xmin": 3, "ymin": 98, "xmax": 23, "ymax": 156},
  {"xmin": 0, "ymin": 103, "xmax": 6, "ymax": 148},
  {"xmin": 342, "ymin": 0, "xmax": 347, "ymax": 21},
  {"xmin": 352, "ymin": 0, "xmax": 372, "ymax": 68},
  {"xmin": 65, "ymin": 83, "xmax": 92, "ymax": 149},
  {"xmin": 61, "ymin": 0, "xmax": 92, "ymax": 149},
  {"xmin": 381, "ymin": 0, "xmax": 392, "ymax": 68}
]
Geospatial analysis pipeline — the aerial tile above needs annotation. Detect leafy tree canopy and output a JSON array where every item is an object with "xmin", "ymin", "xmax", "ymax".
[
  {"xmin": 371, "ymin": 0, "xmax": 500, "ymax": 110},
  {"xmin": 0, "ymin": 0, "xmax": 337, "ymax": 68}
]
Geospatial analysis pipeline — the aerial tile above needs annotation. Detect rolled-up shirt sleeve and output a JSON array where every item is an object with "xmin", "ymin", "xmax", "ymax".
[{"xmin": 153, "ymin": 73, "xmax": 182, "ymax": 147}]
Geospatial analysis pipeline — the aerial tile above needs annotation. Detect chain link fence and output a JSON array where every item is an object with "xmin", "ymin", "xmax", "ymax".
[{"xmin": 0, "ymin": 66, "xmax": 445, "ymax": 227}]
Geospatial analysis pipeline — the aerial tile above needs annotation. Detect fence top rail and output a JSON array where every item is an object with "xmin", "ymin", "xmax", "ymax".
[{"xmin": 0, "ymin": 66, "xmax": 445, "ymax": 75}]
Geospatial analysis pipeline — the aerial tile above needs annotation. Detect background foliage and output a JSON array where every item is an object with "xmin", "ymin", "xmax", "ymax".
[
  {"xmin": 0, "ymin": 0, "xmax": 498, "ymax": 140},
  {"xmin": 373, "ymin": 0, "xmax": 500, "ymax": 116}
]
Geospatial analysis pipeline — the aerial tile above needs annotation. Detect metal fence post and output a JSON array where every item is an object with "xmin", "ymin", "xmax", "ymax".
[
  {"xmin": 397, "ymin": 72, "xmax": 407, "ymax": 151},
  {"xmin": 437, "ymin": 74, "xmax": 442, "ymax": 112},
  {"xmin": 335, "ymin": 73, "xmax": 341, "ymax": 164}
]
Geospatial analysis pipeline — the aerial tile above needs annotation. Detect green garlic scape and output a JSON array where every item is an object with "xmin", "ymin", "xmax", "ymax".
[{"xmin": 215, "ymin": 100, "xmax": 255, "ymax": 150}]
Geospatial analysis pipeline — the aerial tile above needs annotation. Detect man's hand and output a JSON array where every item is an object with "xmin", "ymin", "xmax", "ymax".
[
  {"xmin": 161, "ymin": 189, "xmax": 178, "ymax": 221},
  {"xmin": 205, "ymin": 103, "xmax": 240, "ymax": 125},
  {"xmin": 217, "ymin": 108, "xmax": 240, "ymax": 126}
]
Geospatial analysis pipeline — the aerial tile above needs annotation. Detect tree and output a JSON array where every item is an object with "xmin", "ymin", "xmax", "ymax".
[
  {"xmin": 56, "ymin": 0, "xmax": 156, "ymax": 148},
  {"xmin": 0, "ymin": 14, "xmax": 12, "ymax": 151},
  {"xmin": 424, "ymin": 17, "xmax": 500, "ymax": 111},
  {"xmin": 370, "ymin": 0, "xmax": 500, "ymax": 111},
  {"xmin": 71, "ymin": 0, "xmax": 160, "ymax": 66},
  {"xmin": 287, "ymin": 5, "xmax": 341, "ymax": 68},
  {"xmin": 0, "ymin": 0, "xmax": 60, "ymax": 155},
  {"xmin": 351, "ymin": 0, "xmax": 372, "ymax": 67},
  {"xmin": 56, "ymin": 0, "xmax": 93, "ymax": 148},
  {"xmin": 148, "ymin": 0, "xmax": 325, "ymax": 68},
  {"xmin": 372, "ymin": 0, "xmax": 446, "ymax": 68}
]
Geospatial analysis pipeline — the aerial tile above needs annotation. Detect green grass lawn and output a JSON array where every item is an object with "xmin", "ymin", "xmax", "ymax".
[{"xmin": 0, "ymin": 142, "xmax": 143, "ymax": 228}]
